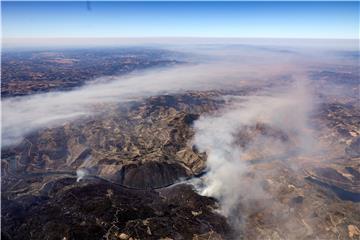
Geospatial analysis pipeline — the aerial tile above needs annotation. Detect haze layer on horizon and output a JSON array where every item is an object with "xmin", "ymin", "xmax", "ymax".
[
  {"xmin": 2, "ymin": 37, "xmax": 359, "ymax": 51},
  {"xmin": 2, "ymin": 1, "xmax": 359, "ymax": 42}
]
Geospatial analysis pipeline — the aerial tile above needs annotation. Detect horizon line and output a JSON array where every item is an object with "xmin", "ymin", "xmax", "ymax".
[
  {"xmin": 3, "ymin": 37, "xmax": 359, "ymax": 41},
  {"xmin": 3, "ymin": 37, "xmax": 358, "ymax": 51}
]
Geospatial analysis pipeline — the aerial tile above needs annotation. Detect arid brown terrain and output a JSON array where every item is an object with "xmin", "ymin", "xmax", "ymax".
[
  {"xmin": 1, "ymin": 46, "xmax": 360, "ymax": 240},
  {"xmin": 2, "ymin": 86, "xmax": 360, "ymax": 239},
  {"xmin": 1, "ymin": 48, "xmax": 181, "ymax": 97}
]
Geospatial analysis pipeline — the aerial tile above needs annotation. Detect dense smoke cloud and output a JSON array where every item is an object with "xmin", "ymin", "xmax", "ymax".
[
  {"xmin": 192, "ymin": 78, "xmax": 317, "ymax": 225},
  {"xmin": 2, "ymin": 45, "xmax": 308, "ymax": 147},
  {"xmin": 2, "ymin": 42, "xmax": 355, "ymax": 148}
]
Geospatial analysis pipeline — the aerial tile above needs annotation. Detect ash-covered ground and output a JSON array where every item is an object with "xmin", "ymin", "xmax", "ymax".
[{"xmin": 2, "ymin": 44, "xmax": 359, "ymax": 240}]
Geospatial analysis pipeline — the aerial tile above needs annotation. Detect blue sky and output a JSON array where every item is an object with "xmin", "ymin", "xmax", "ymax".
[{"xmin": 2, "ymin": 1, "xmax": 359, "ymax": 39}]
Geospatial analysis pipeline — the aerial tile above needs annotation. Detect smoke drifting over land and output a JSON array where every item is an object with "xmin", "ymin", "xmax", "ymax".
[
  {"xmin": 2, "ymin": 44, "xmax": 309, "ymax": 146},
  {"xmin": 5, "ymin": 41, "xmax": 355, "ymax": 147},
  {"xmin": 2, "ymin": 41, "xmax": 359, "ymax": 238},
  {"xmin": 192, "ymin": 78, "xmax": 317, "ymax": 229}
]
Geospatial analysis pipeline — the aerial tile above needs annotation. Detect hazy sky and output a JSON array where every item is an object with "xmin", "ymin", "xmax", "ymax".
[{"xmin": 2, "ymin": 1, "xmax": 359, "ymax": 39}]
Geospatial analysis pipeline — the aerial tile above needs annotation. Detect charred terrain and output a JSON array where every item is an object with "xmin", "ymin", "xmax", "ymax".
[{"xmin": 1, "ymin": 47, "xmax": 360, "ymax": 240}]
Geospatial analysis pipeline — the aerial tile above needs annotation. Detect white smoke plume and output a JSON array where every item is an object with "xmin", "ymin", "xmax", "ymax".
[
  {"xmin": 76, "ymin": 168, "xmax": 89, "ymax": 182},
  {"xmin": 76, "ymin": 154, "xmax": 93, "ymax": 182},
  {"xmin": 192, "ymin": 76, "xmax": 318, "ymax": 228}
]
